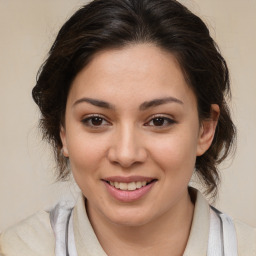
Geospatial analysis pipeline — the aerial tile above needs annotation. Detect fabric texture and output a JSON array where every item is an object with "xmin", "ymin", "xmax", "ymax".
[{"xmin": 1, "ymin": 189, "xmax": 255, "ymax": 256}]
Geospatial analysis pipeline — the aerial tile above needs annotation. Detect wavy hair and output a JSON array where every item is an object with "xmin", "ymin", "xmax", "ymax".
[{"xmin": 32, "ymin": 0, "xmax": 236, "ymax": 198}]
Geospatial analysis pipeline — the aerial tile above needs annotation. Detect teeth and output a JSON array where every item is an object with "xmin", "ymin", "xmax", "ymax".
[
  {"xmin": 119, "ymin": 183, "xmax": 128, "ymax": 190},
  {"xmin": 128, "ymin": 182, "xmax": 136, "ymax": 190},
  {"xmin": 108, "ymin": 181, "xmax": 149, "ymax": 191},
  {"xmin": 114, "ymin": 181, "xmax": 120, "ymax": 189}
]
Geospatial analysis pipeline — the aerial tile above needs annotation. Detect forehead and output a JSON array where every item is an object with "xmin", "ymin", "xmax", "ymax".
[{"xmin": 67, "ymin": 43, "xmax": 196, "ymax": 109}]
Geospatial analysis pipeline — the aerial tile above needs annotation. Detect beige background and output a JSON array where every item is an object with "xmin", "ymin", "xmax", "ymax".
[{"xmin": 0, "ymin": 0, "xmax": 255, "ymax": 231}]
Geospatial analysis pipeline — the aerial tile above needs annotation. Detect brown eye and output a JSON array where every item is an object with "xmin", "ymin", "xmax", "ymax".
[
  {"xmin": 145, "ymin": 116, "xmax": 176, "ymax": 128},
  {"xmin": 82, "ymin": 115, "xmax": 110, "ymax": 128},
  {"xmin": 152, "ymin": 117, "xmax": 165, "ymax": 126},
  {"xmin": 91, "ymin": 117, "xmax": 103, "ymax": 126}
]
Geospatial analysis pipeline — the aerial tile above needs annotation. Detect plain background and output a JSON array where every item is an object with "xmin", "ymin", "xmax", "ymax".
[{"xmin": 0, "ymin": 0, "xmax": 255, "ymax": 231}]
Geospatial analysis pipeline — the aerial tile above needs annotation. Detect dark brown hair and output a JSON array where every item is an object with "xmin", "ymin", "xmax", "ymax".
[{"xmin": 32, "ymin": 0, "xmax": 236, "ymax": 197}]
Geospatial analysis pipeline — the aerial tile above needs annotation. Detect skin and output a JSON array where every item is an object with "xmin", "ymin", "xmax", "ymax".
[{"xmin": 60, "ymin": 43, "xmax": 219, "ymax": 256}]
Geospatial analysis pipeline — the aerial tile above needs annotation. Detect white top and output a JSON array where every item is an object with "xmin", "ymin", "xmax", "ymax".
[{"xmin": 1, "ymin": 189, "xmax": 256, "ymax": 255}]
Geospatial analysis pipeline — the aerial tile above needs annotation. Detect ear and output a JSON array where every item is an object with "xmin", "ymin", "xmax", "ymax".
[
  {"xmin": 60, "ymin": 126, "xmax": 69, "ymax": 157},
  {"xmin": 196, "ymin": 104, "xmax": 220, "ymax": 156}
]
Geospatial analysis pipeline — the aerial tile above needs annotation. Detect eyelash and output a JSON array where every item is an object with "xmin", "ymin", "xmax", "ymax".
[
  {"xmin": 81, "ymin": 114, "xmax": 176, "ymax": 129},
  {"xmin": 81, "ymin": 114, "xmax": 110, "ymax": 129},
  {"xmin": 144, "ymin": 115, "xmax": 176, "ymax": 128}
]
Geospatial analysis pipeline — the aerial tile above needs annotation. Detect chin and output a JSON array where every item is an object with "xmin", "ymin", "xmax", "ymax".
[
  {"xmin": 110, "ymin": 216, "xmax": 151, "ymax": 227},
  {"xmin": 105, "ymin": 207, "xmax": 156, "ymax": 227}
]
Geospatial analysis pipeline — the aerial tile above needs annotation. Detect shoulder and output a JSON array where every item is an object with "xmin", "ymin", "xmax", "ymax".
[
  {"xmin": 190, "ymin": 188, "xmax": 256, "ymax": 255},
  {"xmin": 0, "ymin": 210, "xmax": 55, "ymax": 256},
  {"xmin": 234, "ymin": 219, "xmax": 256, "ymax": 255}
]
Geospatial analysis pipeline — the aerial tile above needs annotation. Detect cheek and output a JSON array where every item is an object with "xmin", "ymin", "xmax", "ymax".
[
  {"xmin": 67, "ymin": 134, "xmax": 110, "ymax": 199},
  {"xmin": 147, "ymin": 132, "xmax": 198, "ymax": 175},
  {"xmin": 67, "ymin": 132, "xmax": 109, "ymax": 176}
]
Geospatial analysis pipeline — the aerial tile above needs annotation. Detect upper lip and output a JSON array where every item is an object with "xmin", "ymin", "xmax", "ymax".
[{"xmin": 102, "ymin": 176, "xmax": 157, "ymax": 183}]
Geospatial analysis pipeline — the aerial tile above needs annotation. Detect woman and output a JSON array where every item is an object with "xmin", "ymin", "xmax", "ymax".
[{"xmin": 0, "ymin": 0, "xmax": 255, "ymax": 255}]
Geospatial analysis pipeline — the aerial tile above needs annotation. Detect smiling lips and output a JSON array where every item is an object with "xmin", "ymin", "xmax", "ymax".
[
  {"xmin": 103, "ymin": 176, "xmax": 157, "ymax": 202},
  {"xmin": 109, "ymin": 181, "xmax": 147, "ymax": 191}
]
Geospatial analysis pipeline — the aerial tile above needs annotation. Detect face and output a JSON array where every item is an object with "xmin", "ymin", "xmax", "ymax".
[{"xmin": 61, "ymin": 44, "xmax": 216, "ymax": 227}]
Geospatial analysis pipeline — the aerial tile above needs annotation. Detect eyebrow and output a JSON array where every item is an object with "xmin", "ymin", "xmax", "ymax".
[
  {"xmin": 139, "ymin": 97, "xmax": 183, "ymax": 110},
  {"xmin": 73, "ymin": 96, "xmax": 183, "ymax": 110},
  {"xmin": 73, "ymin": 97, "xmax": 115, "ymax": 109}
]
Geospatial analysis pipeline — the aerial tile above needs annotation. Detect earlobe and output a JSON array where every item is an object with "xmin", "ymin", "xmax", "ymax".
[
  {"xmin": 196, "ymin": 104, "xmax": 220, "ymax": 156},
  {"xmin": 60, "ymin": 126, "xmax": 69, "ymax": 157}
]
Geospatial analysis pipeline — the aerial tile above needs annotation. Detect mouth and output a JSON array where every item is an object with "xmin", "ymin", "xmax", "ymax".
[
  {"xmin": 103, "ymin": 179, "xmax": 157, "ymax": 191},
  {"xmin": 102, "ymin": 176, "xmax": 157, "ymax": 202}
]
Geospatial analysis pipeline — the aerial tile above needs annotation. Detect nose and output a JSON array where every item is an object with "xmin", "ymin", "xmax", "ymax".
[{"xmin": 107, "ymin": 124, "xmax": 148, "ymax": 168}]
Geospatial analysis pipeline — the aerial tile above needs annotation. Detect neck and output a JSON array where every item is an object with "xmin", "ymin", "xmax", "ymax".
[{"xmin": 87, "ymin": 188, "xmax": 195, "ymax": 256}]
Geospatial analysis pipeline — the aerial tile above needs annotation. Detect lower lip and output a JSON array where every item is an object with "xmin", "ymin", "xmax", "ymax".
[{"xmin": 104, "ymin": 181, "xmax": 156, "ymax": 202}]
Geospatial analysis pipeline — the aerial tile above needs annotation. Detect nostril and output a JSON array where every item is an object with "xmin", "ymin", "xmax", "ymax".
[{"xmin": 106, "ymin": 140, "xmax": 148, "ymax": 167}]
